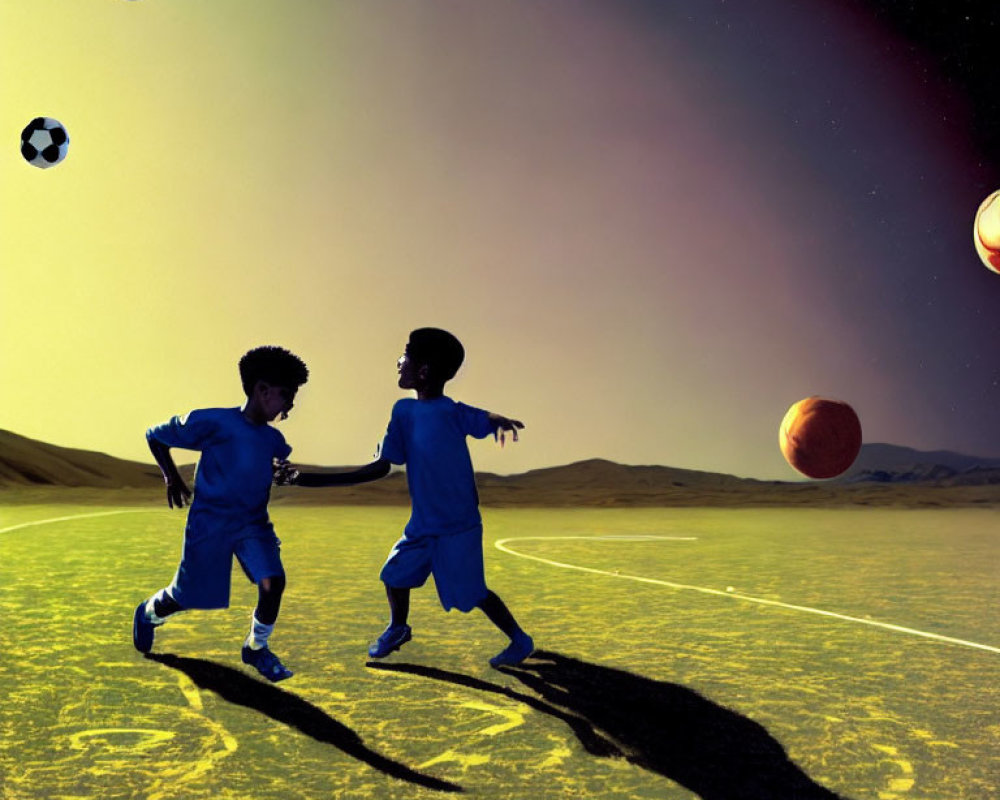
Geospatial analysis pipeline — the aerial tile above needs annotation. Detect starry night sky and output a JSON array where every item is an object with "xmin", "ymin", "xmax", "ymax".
[
  {"xmin": 623, "ymin": 0, "xmax": 1000, "ymax": 467},
  {"xmin": 862, "ymin": 0, "xmax": 1000, "ymax": 161},
  {"xmin": 830, "ymin": 0, "xmax": 1000, "ymax": 452}
]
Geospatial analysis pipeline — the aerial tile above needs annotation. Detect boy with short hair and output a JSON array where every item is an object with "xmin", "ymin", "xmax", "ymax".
[
  {"xmin": 132, "ymin": 345, "xmax": 309, "ymax": 682},
  {"xmin": 281, "ymin": 328, "xmax": 534, "ymax": 667}
]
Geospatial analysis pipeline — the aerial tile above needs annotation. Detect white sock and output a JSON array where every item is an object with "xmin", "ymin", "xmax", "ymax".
[
  {"xmin": 248, "ymin": 613, "xmax": 274, "ymax": 650},
  {"xmin": 144, "ymin": 590, "xmax": 171, "ymax": 625}
]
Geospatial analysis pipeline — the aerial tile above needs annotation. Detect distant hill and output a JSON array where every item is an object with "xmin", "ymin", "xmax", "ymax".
[
  {"xmin": 1, "ymin": 430, "xmax": 998, "ymax": 506},
  {"xmin": 842, "ymin": 443, "xmax": 1000, "ymax": 478},
  {"xmin": 0, "ymin": 429, "xmax": 192, "ymax": 489},
  {"xmin": 471, "ymin": 458, "xmax": 773, "ymax": 506}
]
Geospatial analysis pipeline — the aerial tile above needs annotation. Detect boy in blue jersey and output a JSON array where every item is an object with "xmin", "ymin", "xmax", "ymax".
[
  {"xmin": 132, "ymin": 346, "xmax": 309, "ymax": 682},
  {"xmin": 279, "ymin": 328, "xmax": 534, "ymax": 668}
]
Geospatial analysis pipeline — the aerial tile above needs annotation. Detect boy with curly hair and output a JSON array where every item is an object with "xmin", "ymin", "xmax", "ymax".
[{"xmin": 132, "ymin": 345, "xmax": 309, "ymax": 682}]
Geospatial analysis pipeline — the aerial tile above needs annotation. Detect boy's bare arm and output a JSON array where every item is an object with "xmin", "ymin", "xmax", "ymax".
[
  {"xmin": 147, "ymin": 436, "xmax": 192, "ymax": 509},
  {"xmin": 273, "ymin": 457, "xmax": 392, "ymax": 487}
]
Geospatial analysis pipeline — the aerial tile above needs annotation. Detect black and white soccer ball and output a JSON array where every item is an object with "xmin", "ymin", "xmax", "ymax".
[{"xmin": 20, "ymin": 117, "xmax": 70, "ymax": 169}]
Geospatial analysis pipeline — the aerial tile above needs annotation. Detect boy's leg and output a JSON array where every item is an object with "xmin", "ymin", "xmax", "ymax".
[
  {"xmin": 235, "ymin": 533, "xmax": 285, "ymax": 637},
  {"xmin": 387, "ymin": 583, "xmax": 410, "ymax": 628},
  {"xmin": 368, "ymin": 536, "xmax": 432, "ymax": 659},
  {"xmin": 255, "ymin": 574, "xmax": 285, "ymax": 626},
  {"xmin": 241, "ymin": 574, "xmax": 293, "ymax": 682},
  {"xmin": 247, "ymin": 573, "xmax": 285, "ymax": 647},
  {"xmin": 426, "ymin": 529, "xmax": 531, "ymax": 666},
  {"xmin": 478, "ymin": 590, "xmax": 519, "ymax": 638},
  {"xmin": 478, "ymin": 590, "xmax": 534, "ymax": 668},
  {"xmin": 134, "ymin": 513, "xmax": 233, "ymax": 655},
  {"xmin": 368, "ymin": 584, "xmax": 413, "ymax": 658},
  {"xmin": 235, "ymin": 535, "xmax": 294, "ymax": 682}
]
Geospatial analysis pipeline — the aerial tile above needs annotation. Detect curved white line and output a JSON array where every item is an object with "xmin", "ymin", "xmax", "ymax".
[
  {"xmin": 495, "ymin": 535, "xmax": 1000, "ymax": 655},
  {"xmin": 0, "ymin": 509, "xmax": 162, "ymax": 536}
]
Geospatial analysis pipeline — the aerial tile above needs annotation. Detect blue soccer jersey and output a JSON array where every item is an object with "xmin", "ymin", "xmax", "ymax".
[
  {"xmin": 146, "ymin": 407, "xmax": 292, "ymax": 609},
  {"xmin": 147, "ymin": 407, "xmax": 291, "ymax": 522},
  {"xmin": 379, "ymin": 396, "xmax": 495, "ymax": 537}
]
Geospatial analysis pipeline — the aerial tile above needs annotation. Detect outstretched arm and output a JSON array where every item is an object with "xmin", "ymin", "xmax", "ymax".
[
  {"xmin": 274, "ymin": 457, "xmax": 392, "ymax": 488},
  {"xmin": 147, "ymin": 436, "xmax": 192, "ymax": 509}
]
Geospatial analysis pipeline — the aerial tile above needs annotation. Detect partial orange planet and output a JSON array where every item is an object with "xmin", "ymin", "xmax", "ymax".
[
  {"xmin": 779, "ymin": 396, "xmax": 862, "ymax": 479},
  {"xmin": 973, "ymin": 189, "xmax": 1000, "ymax": 274}
]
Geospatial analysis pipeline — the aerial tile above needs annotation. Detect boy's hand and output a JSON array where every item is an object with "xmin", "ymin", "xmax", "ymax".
[
  {"xmin": 489, "ymin": 413, "xmax": 525, "ymax": 447},
  {"xmin": 272, "ymin": 458, "xmax": 300, "ymax": 486},
  {"xmin": 165, "ymin": 477, "xmax": 192, "ymax": 509}
]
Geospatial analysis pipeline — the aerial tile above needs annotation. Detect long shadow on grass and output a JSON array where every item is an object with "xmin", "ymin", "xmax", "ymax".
[
  {"xmin": 369, "ymin": 650, "xmax": 850, "ymax": 800},
  {"xmin": 145, "ymin": 653, "xmax": 461, "ymax": 793}
]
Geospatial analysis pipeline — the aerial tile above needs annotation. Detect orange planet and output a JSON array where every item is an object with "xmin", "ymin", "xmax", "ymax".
[
  {"xmin": 973, "ymin": 189, "xmax": 1000, "ymax": 274},
  {"xmin": 779, "ymin": 396, "xmax": 862, "ymax": 479}
]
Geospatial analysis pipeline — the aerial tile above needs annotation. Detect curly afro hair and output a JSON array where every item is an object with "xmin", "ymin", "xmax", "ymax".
[{"xmin": 238, "ymin": 346, "xmax": 309, "ymax": 396}]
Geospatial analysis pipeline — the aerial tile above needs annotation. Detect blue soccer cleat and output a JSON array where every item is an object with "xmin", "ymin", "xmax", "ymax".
[
  {"xmin": 368, "ymin": 624, "xmax": 412, "ymax": 658},
  {"xmin": 132, "ymin": 602, "xmax": 160, "ymax": 654},
  {"xmin": 242, "ymin": 642, "xmax": 294, "ymax": 682},
  {"xmin": 489, "ymin": 632, "xmax": 534, "ymax": 668}
]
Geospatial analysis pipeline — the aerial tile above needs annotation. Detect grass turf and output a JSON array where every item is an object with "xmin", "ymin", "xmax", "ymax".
[{"xmin": 0, "ymin": 504, "xmax": 997, "ymax": 799}]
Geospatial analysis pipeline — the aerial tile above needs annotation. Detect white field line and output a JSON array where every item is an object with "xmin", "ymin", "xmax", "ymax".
[
  {"xmin": 494, "ymin": 535, "xmax": 1000, "ymax": 655},
  {"xmin": 0, "ymin": 508, "xmax": 161, "ymax": 536}
]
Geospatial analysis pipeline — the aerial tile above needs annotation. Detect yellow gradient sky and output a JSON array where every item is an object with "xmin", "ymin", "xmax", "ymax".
[{"xmin": 2, "ymin": 1, "xmax": 997, "ymax": 479}]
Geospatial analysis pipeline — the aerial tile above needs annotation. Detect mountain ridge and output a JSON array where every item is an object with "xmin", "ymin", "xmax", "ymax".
[{"xmin": 1, "ymin": 429, "xmax": 998, "ymax": 507}]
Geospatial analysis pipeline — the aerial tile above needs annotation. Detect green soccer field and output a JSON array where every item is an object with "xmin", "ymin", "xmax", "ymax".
[{"xmin": 1, "ymin": 504, "xmax": 997, "ymax": 799}]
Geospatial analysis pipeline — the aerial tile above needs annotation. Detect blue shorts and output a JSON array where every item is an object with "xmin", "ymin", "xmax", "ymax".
[
  {"xmin": 168, "ymin": 510, "xmax": 284, "ymax": 610},
  {"xmin": 379, "ymin": 526, "xmax": 488, "ymax": 613}
]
